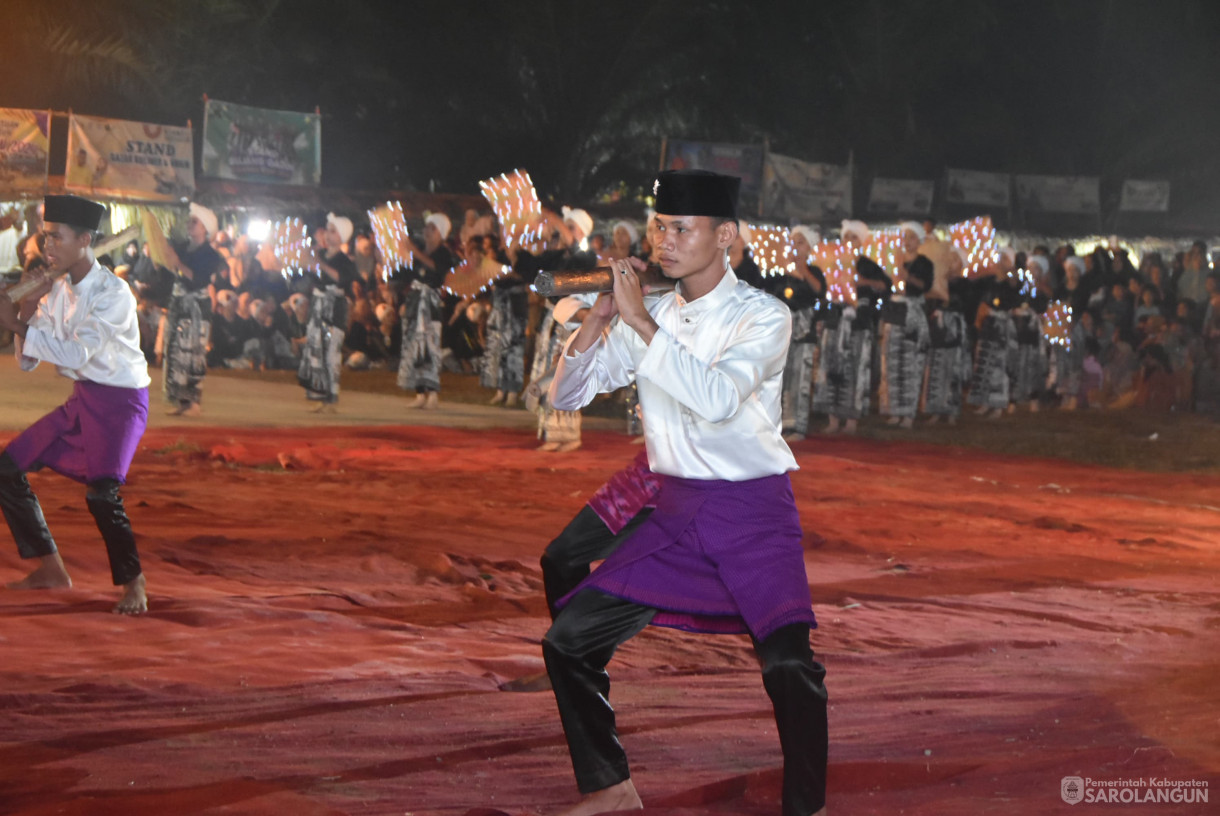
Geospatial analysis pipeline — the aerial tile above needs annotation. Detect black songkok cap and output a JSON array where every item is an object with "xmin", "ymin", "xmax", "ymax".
[
  {"xmin": 44, "ymin": 195, "xmax": 106, "ymax": 231},
  {"xmin": 653, "ymin": 170, "xmax": 740, "ymax": 218}
]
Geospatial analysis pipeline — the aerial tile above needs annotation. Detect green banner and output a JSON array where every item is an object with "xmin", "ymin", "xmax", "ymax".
[
  {"xmin": 0, "ymin": 109, "xmax": 51, "ymax": 194},
  {"xmin": 202, "ymin": 99, "xmax": 321, "ymax": 186}
]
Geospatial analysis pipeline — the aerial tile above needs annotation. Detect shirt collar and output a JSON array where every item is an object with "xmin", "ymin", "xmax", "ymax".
[
  {"xmin": 69, "ymin": 260, "xmax": 105, "ymax": 294},
  {"xmin": 675, "ymin": 267, "xmax": 739, "ymax": 312}
]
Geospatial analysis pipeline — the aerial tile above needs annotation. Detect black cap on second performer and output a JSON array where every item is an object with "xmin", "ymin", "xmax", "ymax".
[
  {"xmin": 653, "ymin": 170, "xmax": 740, "ymax": 219},
  {"xmin": 43, "ymin": 195, "xmax": 106, "ymax": 231}
]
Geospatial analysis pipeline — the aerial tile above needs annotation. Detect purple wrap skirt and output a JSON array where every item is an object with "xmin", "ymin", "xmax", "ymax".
[
  {"xmin": 559, "ymin": 471, "xmax": 817, "ymax": 642},
  {"xmin": 5, "ymin": 380, "xmax": 149, "ymax": 485}
]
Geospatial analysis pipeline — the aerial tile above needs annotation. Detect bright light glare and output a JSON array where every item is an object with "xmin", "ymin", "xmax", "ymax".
[{"xmin": 247, "ymin": 219, "xmax": 271, "ymax": 242}]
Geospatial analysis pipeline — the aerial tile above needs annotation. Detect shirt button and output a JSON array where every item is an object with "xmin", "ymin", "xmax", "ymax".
[{"xmin": 684, "ymin": 317, "xmax": 692, "ymax": 323}]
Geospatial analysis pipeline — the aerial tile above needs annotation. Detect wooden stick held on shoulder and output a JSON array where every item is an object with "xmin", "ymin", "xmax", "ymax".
[
  {"xmin": 531, "ymin": 264, "xmax": 672, "ymax": 297},
  {"xmin": 0, "ymin": 225, "xmax": 141, "ymax": 303}
]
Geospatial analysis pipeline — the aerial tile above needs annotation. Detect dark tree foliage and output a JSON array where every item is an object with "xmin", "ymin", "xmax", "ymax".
[{"xmin": 2, "ymin": 0, "xmax": 1218, "ymax": 215}]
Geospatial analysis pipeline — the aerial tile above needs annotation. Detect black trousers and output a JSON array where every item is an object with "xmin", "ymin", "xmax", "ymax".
[
  {"xmin": 0, "ymin": 451, "xmax": 142, "ymax": 586},
  {"xmin": 539, "ymin": 504, "xmax": 653, "ymax": 619},
  {"xmin": 543, "ymin": 588, "xmax": 828, "ymax": 816}
]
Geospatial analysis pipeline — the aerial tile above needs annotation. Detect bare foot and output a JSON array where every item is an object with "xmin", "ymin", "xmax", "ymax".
[
  {"xmin": 554, "ymin": 779, "xmax": 642, "ymax": 816},
  {"xmin": 504, "ymin": 391, "xmax": 518, "ymax": 408},
  {"xmin": 898, "ymin": 417, "xmax": 913, "ymax": 429},
  {"xmin": 7, "ymin": 552, "xmax": 72, "ymax": 590},
  {"xmin": 423, "ymin": 392, "xmax": 439, "ymax": 410},
  {"xmin": 498, "ymin": 671, "xmax": 552, "ymax": 692},
  {"xmin": 489, "ymin": 390, "xmax": 505, "ymax": 405},
  {"xmin": 113, "ymin": 573, "xmax": 147, "ymax": 615},
  {"xmin": 407, "ymin": 394, "xmax": 426, "ymax": 409},
  {"xmin": 555, "ymin": 440, "xmax": 582, "ymax": 453},
  {"xmin": 842, "ymin": 419, "xmax": 858, "ymax": 435},
  {"xmin": 537, "ymin": 441, "xmax": 561, "ymax": 452}
]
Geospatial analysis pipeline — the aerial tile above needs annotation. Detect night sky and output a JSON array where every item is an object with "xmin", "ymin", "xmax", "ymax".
[{"xmin": 4, "ymin": 0, "xmax": 1219, "ymax": 228}]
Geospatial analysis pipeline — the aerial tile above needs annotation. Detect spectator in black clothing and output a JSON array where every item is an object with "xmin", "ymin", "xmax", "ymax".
[
  {"xmin": 729, "ymin": 221, "xmax": 765, "ymax": 290},
  {"xmin": 284, "ymin": 292, "xmax": 310, "ymax": 359},
  {"xmin": 318, "ymin": 213, "xmax": 358, "ymax": 296},
  {"xmin": 207, "ymin": 290, "xmax": 251, "ymax": 367},
  {"xmin": 344, "ymin": 299, "xmax": 391, "ymax": 370}
]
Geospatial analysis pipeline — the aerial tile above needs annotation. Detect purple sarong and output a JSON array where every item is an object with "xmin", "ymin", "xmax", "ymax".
[
  {"xmin": 5, "ymin": 380, "xmax": 149, "ymax": 485},
  {"xmin": 558, "ymin": 472, "xmax": 817, "ymax": 641}
]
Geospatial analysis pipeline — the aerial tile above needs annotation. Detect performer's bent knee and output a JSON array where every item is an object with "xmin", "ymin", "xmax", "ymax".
[
  {"xmin": 542, "ymin": 605, "xmax": 585, "ymax": 658},
  {"xmin": 85, "ymin": 478, "xmax": 124, "ymax": 505},
  {"xmin": 758, "ymin": 624, "xmax": 827, "ymax": 683},
  {"xmin": 0, "ymin": 451, "xmax": 26, "ymax": 481}
]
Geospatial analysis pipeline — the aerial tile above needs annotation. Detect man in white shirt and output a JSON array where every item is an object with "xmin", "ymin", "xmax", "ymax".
[
  {"xmin": 542, "ymin": 170, "xmax": 827, "ymax": 816},
  {"xmin": 0, "ymin": 209, "xmax": 21, "ymax": 272},
  {"xmin": 0, "ymin": 195, "xmax": 152, "ymax": 615}
]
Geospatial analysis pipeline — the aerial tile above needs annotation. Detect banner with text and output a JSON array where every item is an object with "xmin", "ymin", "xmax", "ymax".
[
  {"xmin": 945, "ymin": 168, "xmax": 1011, "ymax": 207},
  {"xmin": 202, "ymin": 99, "xmax": 321, "ymax": 186},
  {"xmin": 1119, "ymin": 179, "xmax": 1170, "ymax": 212},
  {"xmin": 663, "ymin": 139, "xmax": 764, "ymax": 209},
  {"xmin": 868, "ymin": 177, "xmax": 934, "ymax": 215},
  {"xmin": 1015, "ymin": 174, "xmax": 1100, "ymax": 214},
  {"xmin": 64, "ymin": 114, "xmax": 194, "ymax": 201},
  {"xmin": 761, "ymin": 152, "xmax": 852, "ymax": 223},
  {"xmin": 0, "ymin": 109, "xmax": 51, "ymax": 194}
]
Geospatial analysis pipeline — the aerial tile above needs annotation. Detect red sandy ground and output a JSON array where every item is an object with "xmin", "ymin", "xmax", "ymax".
[{"xmin": 0, "ymin": 425, "xmax": 1217, "ymax": 816}]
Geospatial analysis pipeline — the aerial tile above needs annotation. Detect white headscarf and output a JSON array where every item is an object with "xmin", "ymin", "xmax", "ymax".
[
  {"xmin": 612, "ymin": 220, "xmax": 639, "ymax": 245},
  {"xmin": 1026, "ymin": 255, "xmax": 1050, "ymax": 275},
  {"xmin": 840, "ymin": 220, "xmax": 870, "ymax": 245},
  {"xmin": 561, "ymin": 206, "xmax": 594, "ymax": 241},
  {"xmin": 425, "ymin": 212, "xmax": 451, "ymax": 240},
  {"xmin": 790, "ymin": 225, "xmax": 821, "ymax": 251},
  {"xmin": 326, "ymin": 212, "xmax": 354, "ymax": 245},
  {"xmin": 189, "ymin": 202, "xmax": 218, "ymax": 237},
  {"xmin": 900, "ymin": 221, "xmax": 926, "ymax": 243}
]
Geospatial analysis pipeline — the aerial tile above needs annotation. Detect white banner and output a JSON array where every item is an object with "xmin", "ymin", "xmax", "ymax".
[
  {"xmin": 1119, "ymin": 179, "xmax": 1170, "ymax": 212},
  {"xmin": 65, "ymin": 113, "xmax": 194, "ymax": 201},
  {"xmin": 945, "ymin": 168, "xmax": 1011, "ymax": 207},
  {"xmin": 867, "ymin": 177, "xmax": 934, "ymax": 215},
  {"xmin": 761, "ymin": 152, "xmax": 852, "ymax": 222},
  {"xmin": 1015, "ymin": 174, "xmax": 1100, "ymax": 214}
]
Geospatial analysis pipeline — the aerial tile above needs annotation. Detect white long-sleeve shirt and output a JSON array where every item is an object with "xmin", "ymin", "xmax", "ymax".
[
  {"xmin": 16, "ymin": 260, "xmax": 151, "ymax": 389},
  {"xmin": 551, "ymin": 268, "xmax": 797, "ymax": 480}
]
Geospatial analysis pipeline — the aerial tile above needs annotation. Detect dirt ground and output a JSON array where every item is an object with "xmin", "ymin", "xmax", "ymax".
[{"xmin": 0, "ymin": 360, "xmax": 1217, "ymax": 816}]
